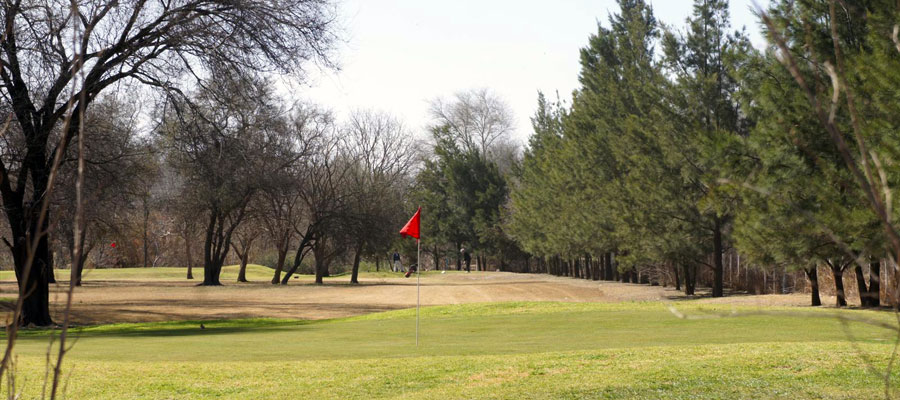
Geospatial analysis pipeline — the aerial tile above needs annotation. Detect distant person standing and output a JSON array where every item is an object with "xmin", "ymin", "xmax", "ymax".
[
  {"xmin": 461, "ymin": 247, "xmax": 472, "ymax": 273},
  {"xmin": 392, "ymin": 251, "xmax": 404, "ymax": 272}
]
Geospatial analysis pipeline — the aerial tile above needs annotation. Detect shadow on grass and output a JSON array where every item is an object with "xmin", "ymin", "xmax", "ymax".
[{"xmin": 6, "ymin": 318, "xmax": 315, "ymax": 339}]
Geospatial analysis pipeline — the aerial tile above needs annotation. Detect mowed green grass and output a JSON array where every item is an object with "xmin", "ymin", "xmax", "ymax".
[{"xmin": 4, "ymin": 302, "xmax": 900, "ymax": 399}]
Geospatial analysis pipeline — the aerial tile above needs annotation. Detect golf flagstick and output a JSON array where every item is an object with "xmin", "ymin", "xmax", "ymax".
[
  {"xmin": 416, "ymin": 237, "xmax": 420, "ymax": 346},
  {"xmin": 398, "ymin": 207, "xmax": 422, "ymax": 347}
]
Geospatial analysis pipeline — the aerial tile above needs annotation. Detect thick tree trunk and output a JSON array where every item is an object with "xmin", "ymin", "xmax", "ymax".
[
  {"xmin": 12, "ymin": 232, "xmax": 54, "ymax": 326},
  {"xmin": 456, "ymin": 241, "xmax": 462, "ymax": 271},
  {"xmin": 805, "ymin": 266, "xmax": 821, "ymax": 307},
  {"xmin": 200, "ymin": 211, "xmax": 232, "ymax": 286},
  {"xmin": 712, "ymin": 219, "xmax": 724, "ymax": 297},
  {"xmin": 350, "ymin": 242, "xmax": 364, "ymax": 284},
  {"xmin": 831, "ymin": 264, "xmax": 847, "ymax": 307},
  {"xmin": 202, "ymin": 258, "xmax": 224, "ymax": 286}
]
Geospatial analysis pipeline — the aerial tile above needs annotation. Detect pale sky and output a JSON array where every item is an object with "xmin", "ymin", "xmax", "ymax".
[{"xmin": 300, "ymin": 0, "xmax": 767, "ymax": 145}]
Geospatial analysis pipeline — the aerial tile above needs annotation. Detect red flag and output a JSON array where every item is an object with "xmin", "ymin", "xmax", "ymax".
[{"xmin": 399, "ymin": 207, "xmax": 421, "ymax": 239}]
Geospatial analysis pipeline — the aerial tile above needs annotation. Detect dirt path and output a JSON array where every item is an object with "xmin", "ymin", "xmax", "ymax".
[{"xmin": 0, "ymin": 271, "xmax": 821, "ymax": 324}]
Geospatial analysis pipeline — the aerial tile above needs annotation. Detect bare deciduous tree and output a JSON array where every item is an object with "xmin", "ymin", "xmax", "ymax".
[
  {"xmin": 429, "ymin": 88, "xmax": 515, "ymax": 159},
  {"xmin": 342, "ymin": 109, "xmax": 415, "ymax": 284},
  {"xmin": 0, "ymin": 0, "xmax": 337, "ymax": 325},
  {"xmin": 162, "ymin": 75, "xmax": 294, "ymax": 286},
  {"xmin": 265, "ymin": 103, "xmax": 331, "ymax": 284}
]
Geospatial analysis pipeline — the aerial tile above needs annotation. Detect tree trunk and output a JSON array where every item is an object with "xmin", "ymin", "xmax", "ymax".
[
  {"xmin": 185, "ymin": 235, "xmax": 194, "ymax": 280},
  {"xmin": 11, "ymin": 220, "xmax": 54, "ymax": 326},
  {"xmin": 143, "ymin": 200, "xmax": 150, "ymax": 269},
  {"xmin": 73, "ymin": 239, "xmax": 94, "ymax": 287},
  {"xmin": 870, "ymin": 259, "xmax": 881, "ymax": 308},
  {"xmin": 831, "ymin": 264, "xmax": 847, "ymax": 307},
  {"xmin": 433, "ymin": 245, "xmax": 440, "ymax": 271},
  {"xmin": 683, "ymin": 264, "xmax": 696, "ymax": 295},
  {"xmin": 712, "ymin": 218, "xmax": 724, "ymax": 297},
  {"xmin": 605, "ymin": 252, "xmax": 614, "ymax": 280},
  {"xmin": 271, "ymin": 246, "xmax": 288, "ymax": 284},
  {"xmin": 314, "ymin": 246, "xmax": 326, "ymax": 285},
  {"xmin": 47, "ymin": 251, "xmax": 56, "ymax": 284},
  {"xmin": 854, "ymin": 265, "xmax": 871, "ymax": 307},
  {"xmin": 456, "ymin": 241, "xmax": 462, "ymax": 271},
  {"xmin": 673, "ymin": 262, "xmax": 681, "ymax": 291},
  {"xmin": 350, "ymin": 241, "xmax": 364, "ymax": 284},
  {"xmin": 237, "ymin": 252, "xmax": 249, "ymax": 282},
  {"xmin": 805, "ymin": 266, "xmax": 821, "ymax": 307},
  {"xmin": 281, "ymin": 234, "xmax": 313, "ymax": 284},
  {"xmin": 200, "ymin": 211, "xmax": 230, "ymax": 286},
  {"xmin": 202, "ymin": 258, "xmax": 224, "ymax": 286}
]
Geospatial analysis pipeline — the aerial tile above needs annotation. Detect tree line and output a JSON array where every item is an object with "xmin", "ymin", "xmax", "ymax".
[
  {"xmin": 508, "ymin": 0, "xmax": 900, "ymax": 309},
  {"xmin": 4, "ymin": 0, "xmax": 900, "ymax": 327}
]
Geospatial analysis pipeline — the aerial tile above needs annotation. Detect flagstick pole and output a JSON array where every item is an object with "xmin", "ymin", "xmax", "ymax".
[{"xmin": 416, "ymin": 238, "xmax": 420, "ymax": 346}]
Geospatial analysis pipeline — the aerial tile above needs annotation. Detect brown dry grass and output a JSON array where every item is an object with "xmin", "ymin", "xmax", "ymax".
[{"xmin": 0, "ymin": 271, "xmax": 832, "ymax": 325}]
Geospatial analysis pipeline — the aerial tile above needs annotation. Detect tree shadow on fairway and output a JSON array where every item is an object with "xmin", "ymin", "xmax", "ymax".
[
  {"xmin": 325, "ymin": 281, "xmax": 554, "ymax": 288},
  {"xmin": 8, "ymin": 318, "xmax": 313, "ymax": 339}
]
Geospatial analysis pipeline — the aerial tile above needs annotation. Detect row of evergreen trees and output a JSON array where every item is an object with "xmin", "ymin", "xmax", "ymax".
[{"xmin": 507, "ymin": 0, "xmax": 900, "ymax": 307}]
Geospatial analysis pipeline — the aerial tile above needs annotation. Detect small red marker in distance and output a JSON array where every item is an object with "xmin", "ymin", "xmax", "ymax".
[{"xmin": 110, "ymin": 242, "xmax": 116, "ymax": 248}]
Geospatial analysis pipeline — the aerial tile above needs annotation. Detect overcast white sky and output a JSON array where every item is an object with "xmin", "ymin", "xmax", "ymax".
[{"xmin": 299, "ymin": 0, "xmax": 767, "ymax": 145}]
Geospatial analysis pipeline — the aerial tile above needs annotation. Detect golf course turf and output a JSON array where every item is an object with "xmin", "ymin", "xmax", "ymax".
[{"xmin": 3, "ymin": 301, "xmax": 899, "ymax": 399}]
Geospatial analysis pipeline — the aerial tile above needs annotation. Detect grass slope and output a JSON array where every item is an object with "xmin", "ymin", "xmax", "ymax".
[{"xmin": 3, "ymin": 302, "xmax": 899, "ymax": 399}]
